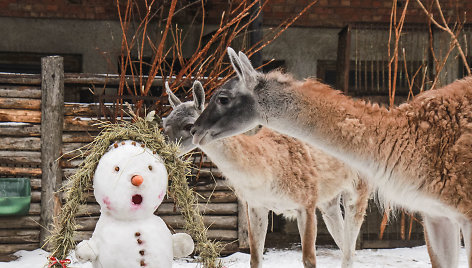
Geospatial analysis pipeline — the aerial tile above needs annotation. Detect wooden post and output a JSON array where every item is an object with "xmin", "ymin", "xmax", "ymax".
[
  {"xmin": 39, "ymin": 56, "xmax": 64, "ymax": 247},
  {"xmin": 336, "ymin": 25, "xmax": 351, "ymax": 94},
  {"xmin": 237, "ymin": 200, "xmax": 249, "ymax": 249}
]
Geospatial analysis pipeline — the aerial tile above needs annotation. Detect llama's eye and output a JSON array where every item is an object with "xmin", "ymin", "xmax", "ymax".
[
  {"xmin": 148, "ymin": 165, "xmax": 153, "ymax": 171},
  {"xmin": 183, "ymin": 124, "xmax": 193, "ymax": 132},
  {"xmin": 114, "ymin": 166, "xmax": 120, "ymax": 172},
  {"xmin": 217, "ymin": 96, "xmax": 230, "ymax": 105}
]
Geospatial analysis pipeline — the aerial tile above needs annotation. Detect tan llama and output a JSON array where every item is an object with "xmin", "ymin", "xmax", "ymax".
[
  {"xmin": 163, "ymin": 81, "xmax": 370, "ymax": 268},
  {"xmin": 190, "ymin": 47, "xmax": 472, "ymax": 268}
]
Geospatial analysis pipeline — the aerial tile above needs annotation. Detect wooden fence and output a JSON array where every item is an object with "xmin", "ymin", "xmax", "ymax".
[{"xmin": 0, "ymin": 56, "xmax": 240, "ymax": 260}]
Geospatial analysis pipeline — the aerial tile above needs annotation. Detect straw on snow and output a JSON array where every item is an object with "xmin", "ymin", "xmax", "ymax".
[{"xmin": 48, "ymin": 117, "xmax": 222, "ymax": 268}]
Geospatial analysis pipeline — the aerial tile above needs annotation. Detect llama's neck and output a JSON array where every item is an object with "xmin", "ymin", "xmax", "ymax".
[
  {"xmin": 198, "ymin": 131, "xmax": 272, "ymax": 184},
  {"xmin": 257, "ymin": 79, "xmax": 401, "ymax": 173}
]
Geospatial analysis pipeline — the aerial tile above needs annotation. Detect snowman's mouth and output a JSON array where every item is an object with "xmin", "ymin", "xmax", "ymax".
[{"xmin": 132, "ymin": 194, "xmax": 143, "ymax": 205}]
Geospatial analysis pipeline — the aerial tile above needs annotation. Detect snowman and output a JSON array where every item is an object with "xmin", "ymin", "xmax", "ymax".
[{"xmin": 75, "ymin": 140, "xmax": 194, "ymax": 267}]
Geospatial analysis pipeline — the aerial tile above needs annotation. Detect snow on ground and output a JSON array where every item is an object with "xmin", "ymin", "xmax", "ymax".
[{"xmin": 0, "ymin": 245, "xmax": 468, "ymax": 268}]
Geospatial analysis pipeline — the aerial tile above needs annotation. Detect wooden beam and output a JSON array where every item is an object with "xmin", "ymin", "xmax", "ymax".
[
  {"xmin": 0, "ymin": 151, "xmax": 41, "ymax": 165},
  {"xmin": 0, "ymin": 230, "xmax": 40, "ymax": 244},
  {"xmin": 0, "ymin": 109, "xmax": 41, "ymax": 123},
  {"xmin": 0, "ymin": 166, "xmax": 41, "ymax": 177},
  {"xmin": 0, "ymin": 97, "xmax": 41, "ymax": 110},
  {"xmin": 237, "ymin": 200, "xmax": 249, "ymax": 249},
  {"xmin": 0, "ymin": 137, "xmax": 41, "ymax": 151},
  {"xmin": 39, "ymin": 56, "xmax": 65, "ymax": 247},
  {"xmin": 336, "ymin": 25, "xmax": 351, "ymax": 94},
  {"xmin": 0, "ymin": 123, "xmax": 40, "ymax": 137},
  {"xmin": 0, "ymin": 216, "xmax": 41, "ymax": 229}
]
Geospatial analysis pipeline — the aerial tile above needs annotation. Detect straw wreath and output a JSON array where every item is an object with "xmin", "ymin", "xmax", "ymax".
[{"xmin": 47, "ymin": 116, "xmax": 222, "ymax": 268}]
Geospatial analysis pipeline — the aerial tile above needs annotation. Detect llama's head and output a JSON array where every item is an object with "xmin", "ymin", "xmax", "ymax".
[
  {"xmin": 191, "ymin": 48, "xmax": 263, "ymax": 146},
  {"xmin": 163, "ymin": 81, "xmax": 205, "ymax": 155}
]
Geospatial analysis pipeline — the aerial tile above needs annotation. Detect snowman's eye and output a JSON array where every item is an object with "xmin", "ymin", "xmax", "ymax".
[
  {"xmin": 114, "ymin": 166, "xmax": 120, "ymax": 172},
  {"xmin": 148, "ymin": 165, "xmax": 153, "ymax": 171}
]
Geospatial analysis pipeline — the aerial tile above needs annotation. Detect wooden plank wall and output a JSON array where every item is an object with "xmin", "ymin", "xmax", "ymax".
[
  {"xmin": 0, "ymin": 84, "xmax": 43, "ymax": 256},
  {"xmin": 0, "ymin": 73, "xmax": 239, "ymax": 258}
]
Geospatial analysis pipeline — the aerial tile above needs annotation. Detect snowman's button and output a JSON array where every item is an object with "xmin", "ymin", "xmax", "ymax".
[
  {"xmin": 140, "ymin": 260, "xmax": 146, "ymax": 266},
  {"xmin": 135, "ymin": 232, "xmax": 141, "ymax": 237},
  {"xmin": 139, "ymin": 250, "xmax": 145, "ymax": 256},
  {"xmin": 137, "ymin": 238, "xmax": 143, "ymax": 244}
]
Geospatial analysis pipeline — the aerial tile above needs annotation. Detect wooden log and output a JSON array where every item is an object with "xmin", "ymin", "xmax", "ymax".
[
  {"xmin": 76, "ymin": 202, "xmax": 238, "ymax": 217},
  {"xmin": 0, "ymin": 73, "xmax": 41, "ymax": 85},
  {"xmin": 198, "ymin": 169, "xmax": 223, "ymax": 178},
  {"xmin": 0, "ymin": 123, "xmax": 40, "ymax": 137},
  {"xmin": 0, "ymin": 229, "xmax": 40, "ymax": 244},
  {"xmin": 0, "ymin": 151, "xmax": 41, "ymax": 165},
  {"xmin": 61, "ymin": 159, "xmax": 84, "ymax": 169},
  {"xmin": 220, "ymin": 241, "xmax": 239, "ymax": 254},
  {"xmin": 162, "ymin": 215, "xmax": 237, "ymax": 229},
  {"xmin": 0, "ymin": 166, "xmax": 41, "ymax": 177},
  {"xmin": 0, "ymin": 137, "xmax": 41, "ymax": 151},
  {"xmin": 39, "ymin": 56, "xmax": 65, "ymax": 247},
  {"xmin": 0, "ymin": 85, "xmax": 41, "ymax": 98},
  {"xmin": 0, "ymin": 97, "xmax": 41, "ymax": 110},
  {"xmin": 73, "ymin": 229, "xmax": 237, "ymax": 243},
  {"xmin": 62, "ymin": 132, "xmax": 96, "ymax": 143},
  {"xmin": 31, "ymin": 179, "xmax": 42, "ymax": 190},
  {"xmin": 0, "ymin": 243, "xmax": 39, "ymax": 255},
  {"xmin": 63, "ymin": 116, "xmax": 99, "ymax": 131},
  {"xmin": 165, "ymin": 191, "xmax": 237, "ymax": 203},
  {"xmin": 75, "ymin": 215, "xmax": 237, "ymax": 231},
  {"xmin": 0, "ymin": 216, "xmax": 41, "ymax": 229},
  {"xmin": 175, "ymin": 229, "xmax": 238, "ymax": 241},
  {"xmin": 28, "ymin": 203, "xmax": 41, "ymax": 215},
  {"xmin": 69, "ymin": 189, "xmax": 237, "ymax": 204},
  {"xmin": 237, "ymin": 201, "xmax": 249, "ymax": 249},
  {"xmin": 191, "ymin": 180, "xmax": 232, "ymax": 191},
  {"xmin": 158, "ymin": 202, "xmax": 238, "ymax": 215},
  {"xmin": 31, "ymin": 191, "xmax": 41, "ymax": 202},
  {"xmin": 62, "ymin": 142, "xmax": 88, "ymax": 154},
  {"xmin": 63, "ymin": 73, "xmax": 165, "ymax": 87},
  {"xmin": 0, "ymin": 109, "xmax": 41, "ymax": 123}
]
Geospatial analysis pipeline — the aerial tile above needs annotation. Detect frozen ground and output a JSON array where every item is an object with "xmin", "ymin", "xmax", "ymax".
[{"xmin": 0, "ymin": 245, "xmax": 468, "ymax": 268}]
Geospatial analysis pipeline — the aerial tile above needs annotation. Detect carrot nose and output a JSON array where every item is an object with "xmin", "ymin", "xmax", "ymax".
[{"xmin": 131, "ymin": 175, "xmax": 144, "ymax": 186}]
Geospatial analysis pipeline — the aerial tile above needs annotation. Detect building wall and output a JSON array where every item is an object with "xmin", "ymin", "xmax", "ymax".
[
  {"xmin": 0, "ymin": 16, "xmax": 342, "ymax": 77},
  {"xmin": 1, "ymin": 0, "xmax": 470, "ymax": 27}
]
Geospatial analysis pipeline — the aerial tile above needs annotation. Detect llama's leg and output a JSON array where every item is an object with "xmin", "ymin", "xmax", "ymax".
[
  {"xmin": 423, "ymin": 215, "xmax": 460, "ymax": 268},
  {"xmin": 297, "ymin": 207, "xmax": 317, "ymax": 268},
  {"xmin": 318, "ymin": 194, "xmax": 344, "ymax": 250},
  {"xmin": 247, "ymin": 205, "xmax": 269, "ymax": 268},
  {"xmin": 459, "ymin": 218, "xmax": 472, "ymax": 268},
  {"xmin": 341, "ymin": 190, "xmax": 368, "ymax": 268}
]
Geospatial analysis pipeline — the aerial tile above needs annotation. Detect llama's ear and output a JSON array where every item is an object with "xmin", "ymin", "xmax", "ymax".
[
  {"xmin": 192, "ymin": 81, "xmax": 205, "ymax": 112},
  {"xmin": 227, "ymin": 47, "xmax": 245, "ymax": 83},
  {"xmin": 165, "ymin": 81, "xmax": 182, "ymax": 108},
  {"xmin": 238, "ymin": 51, "xmax": 256, "ymax": 74},
  {"xmin": 237, "ymin": 51, "xmax": 258, "ymax": 87}
]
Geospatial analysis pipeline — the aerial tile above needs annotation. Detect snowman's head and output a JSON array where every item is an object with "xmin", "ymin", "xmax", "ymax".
[{"xmin": 93, "ymin": 140, "xmax": 168, "ymax": 220}]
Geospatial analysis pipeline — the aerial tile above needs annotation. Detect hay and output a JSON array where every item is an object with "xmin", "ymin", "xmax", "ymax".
[{"xmin": 48, "ymin": 117, "xmax": 222, "ymax": 267}]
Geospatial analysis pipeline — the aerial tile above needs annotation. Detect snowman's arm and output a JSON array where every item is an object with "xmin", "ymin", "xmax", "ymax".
[
  {"xmin": 75, "ymin": 238, "xmax": 99, "ymax": 262},
  {"xmin": 172, "ymin": 233, "xmax": 194, "ymax": 258}
]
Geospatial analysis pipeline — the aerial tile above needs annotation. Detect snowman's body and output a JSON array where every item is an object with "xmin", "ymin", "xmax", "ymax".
[
  {"xmin": 91, "ymin": 215, "xmax": 173, "ymax": 267},
  {"xmin": 75, "ymin": 140, "xmax": 193, "ymax": 268}
]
